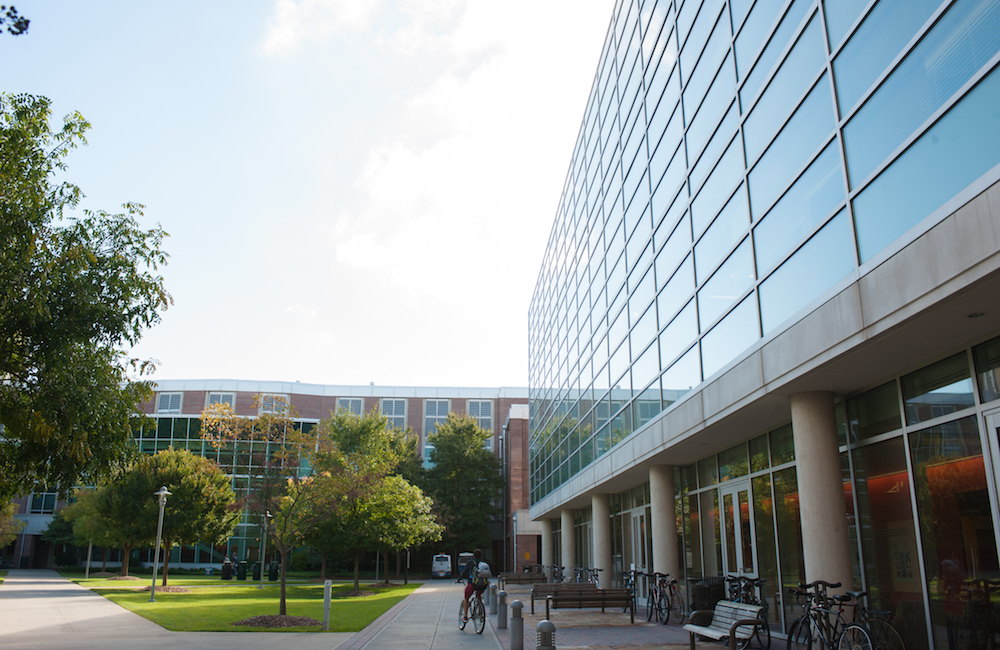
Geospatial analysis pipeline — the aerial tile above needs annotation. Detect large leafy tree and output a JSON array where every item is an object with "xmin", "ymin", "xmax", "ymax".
[
  {"xmin": 0, "ymin": 93, "xmax": 171, "ymax": 501},
  {"xmin": 61, "ymin": 488, "xmax": 117, "ymax": 571},
  {"xmin": 423, "ymin": 413, "xmax": 503, "ymax": 553},
  {"xmin": 367, "ymin": 475, "xmax": 442, "ymax": 584},
  {"xmin": 102, "ymin": 448, "xmax": 239, "ymax": 585},
  {"xmin": 0, "ymin": 499, "xmax": 25, "ymax": 549}
]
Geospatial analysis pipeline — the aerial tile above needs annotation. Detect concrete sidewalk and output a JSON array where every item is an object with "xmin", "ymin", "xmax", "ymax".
[{"xmin": 0, "ymin": 570, "xmax": 499, "ymax": 650}]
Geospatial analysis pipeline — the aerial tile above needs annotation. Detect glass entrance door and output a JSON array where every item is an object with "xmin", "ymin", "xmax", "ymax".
[{"xmin": 720, "ymin": 481, "xmax": 756, "ymax": 576}]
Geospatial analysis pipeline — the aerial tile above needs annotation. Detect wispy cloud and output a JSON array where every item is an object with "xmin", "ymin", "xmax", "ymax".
[{"xmin": 262, "ymin": 0, "xmax": 383, "ymax": 56}]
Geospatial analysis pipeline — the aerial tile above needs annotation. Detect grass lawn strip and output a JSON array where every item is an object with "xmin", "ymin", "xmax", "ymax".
[{"xmin": 65, "ymin": 574, "xmax": 420, "ymax": 633}]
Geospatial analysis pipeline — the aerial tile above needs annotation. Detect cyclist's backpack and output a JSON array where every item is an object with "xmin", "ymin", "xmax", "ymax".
[{"xmin": 475, "ymin": 560, "xmax": 492, "ymax": 584}]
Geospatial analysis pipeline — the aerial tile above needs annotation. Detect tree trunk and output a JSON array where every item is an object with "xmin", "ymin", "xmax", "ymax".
[
  {"xmin": 382, "ymin": 551, "xmax": 391, "ymax": 584},
  {"xmin": 279, "ymin": 546, "xmax": 289, "ymax": 616},
  {"xmin": 121, "ymin": 545, "xmax": 131, "ymax": 576},
  {"xmin": 160, "ymin": 541, "xmax": 171, "ymax": 586},
  {"xmin": 353, "ymin": 552, "xmax": 361, "ymax": 591},
  {"xmin": 395, "ymin": 551, "xmax": 402, "ymax": 578},
  {"xmin": 101, "ymin": 547, "xmax": 108, "ymax": 571}
]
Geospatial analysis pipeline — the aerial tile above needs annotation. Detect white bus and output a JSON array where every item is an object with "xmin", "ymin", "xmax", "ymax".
[{"xmin": 431, "ymin": 554, "xmax": 452, "ymax": 578}]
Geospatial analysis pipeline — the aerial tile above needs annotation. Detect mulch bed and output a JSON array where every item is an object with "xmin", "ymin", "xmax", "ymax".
[
  {"xmin": 233, "ymin": 615, "xmax": 323, "ymax": 628},
  {"xmin": 137, "ymin": 585, "xmax": 192, "ymax": 593},
  {"xmin": 104, "ymin": 575, "xmax": 143, "ymax": 581}
]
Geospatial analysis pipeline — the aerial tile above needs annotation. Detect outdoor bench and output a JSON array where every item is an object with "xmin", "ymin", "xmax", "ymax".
[
  {"xmin": 530, "ymin": 581, "xmax": 598, "ymax": 613},
  {"xmin": 682, "ymin": 600, "xmax": 764, "ymax": 650},
  {"xmin": 498, "ymin": 571, "xmax": 547, "ymax": 589},
  {"xmin": 545, "ymin": 587, "xmax": 635, "ymax": 624}
]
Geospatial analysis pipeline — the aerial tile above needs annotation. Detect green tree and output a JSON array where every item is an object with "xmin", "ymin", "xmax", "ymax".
[
  {"xmin": 0, "ymin": 93, "xmax": 171, "ymax": 502},
  {"xmin": 367, "ymin": 475, "xmax": 442, "ymax": 584},
  {"xmin": 424, "ymin": 413, "xmax": 502, "ymax": 554},
  {"xmin": 268, "ymin": 475, "xmax": 332, "ymax": 615},
  {"xmin": 0, "ymin": 499, "xmax": 25, "ymax": 550},
  {"xmin": 103, "ymin": 448, "xmax": 238, "ymax": 585},
  {"xmin": 61, "ymin": 488, "xmax": 117, "ymax": 571},
  {"xmin": 1, "ymin": 6, "xmax": 28, "ymax": 35}
]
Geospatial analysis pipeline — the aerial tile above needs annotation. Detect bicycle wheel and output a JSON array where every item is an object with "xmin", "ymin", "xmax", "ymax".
[
  {"xmin": 838, "ymin": 624, "xmax": 873, "ymax": 650},
  {"xmin": 655, "ymin": 589, "xmax": 667, "ymax": 623},
  {"xmin": 865, "ymin": 618, "xmax": 904, "ymax": 650},
  {"xmin": 747, "ymin": 613, "xmax": 771, "ymax": 650},
  {"xmin": 646, "ymin": 587, "xmax": 656, "ymax": 621},
  {"xmin": 671, "ymin": 589, "xmax": 687, "ymax": 624},
  {"xmin": 458, "ymin": 600, "xmax": 467, "ymax": 630},
  {"xmin": 473, "ymin": 597, "xmax": 486, "ymax": 634},
  {"xmin": 787, "ymin": 618, "xmax": 812, "ymax": 650}
]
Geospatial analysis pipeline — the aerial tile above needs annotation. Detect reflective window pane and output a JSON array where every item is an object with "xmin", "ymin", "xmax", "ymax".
[
  {"xmin": 739, "ymin": 0, "xmax": 813, "ymax": 104},
  {"xmin": 833, "ymin": 0, "xmax": 940, "ymax": 115},
  {"xmin": 701, "ymin": 292, "xmax": 760, "ymax": 377},
  {"xmin": 743, "ymin": 14, "xmax": 826, "ymax": 162},
  {"xmin": 753, "ymin": 141, "xmax": 844, "ymax": 274},
  {"xmin": 690, "ymin": 100, "xmax": 739, "ymax": 190},
  {"xmin": 846, "ymin": 381, "xmax": 901, "ymax": 442},
  {"xmin": 735, "ymin": 0, "xmax": 785, "ymax": 80},
  {"xmin": 749, "ymin": 75, "xmax": 835, "ymax": 217},
  {"xmin": 698, "ymin": 238, "xmax": 754, "ymax": 330},
  {"xmin": 901, "ymin": 352, "xmax": 974, "ymax": 425},
  {"xmin": 844, "ymin": 0, "xmax": 1000, "ymax": 187},
  {"xmin": 770, "ymin": 423, "xmax": 794, "ymax": 465},
  {"xmin": 662, "ymin": 343, "xmax": 701, "ymax": 405},
  {"xmin": 695, "ymin": 184, "xmax": 750, "ymax": 284},
  {"xmin": 853, "ymin": 62, "xmax": 1000, "ymax": 262},
  {"xmin": 909, "ymin": 416, "xmax": 997, "ymax": 650},
  {"xmin": 692, "ymin": 136, "xmax": 745, "ymax": 236},
  {"xmin": 972, "ymin": 334, "xmax": 1000, "ymax": 404},
  {"xmin": 659, "ymin": 298, "xmax": 698, "ymax": 367},
  {"xmin": 824, "ymin": 0, "xmax": 869, "ymax": 50},
  {"xmin": 687, "ymin": 63, "xmax": 737, "ymax": 170},
  {"xmin": 657, "ymin": 254, "xmax": 695, "ymax": 327},
  {"xmin": 719, "ymin": 442, "xmax": 749, "ymax": 481},
  {"xmin": 758, "ymin": 209, "xmax": 855, "ymax": 334},
  {"xmin": 682, "ymin": 16, "xmax": 733, "ymax": 118}
]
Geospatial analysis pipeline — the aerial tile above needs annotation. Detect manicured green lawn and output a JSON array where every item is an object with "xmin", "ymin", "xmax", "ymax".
[{"xmin": 64, "ymin": 573, "xmax": 421, "ymax": 632}]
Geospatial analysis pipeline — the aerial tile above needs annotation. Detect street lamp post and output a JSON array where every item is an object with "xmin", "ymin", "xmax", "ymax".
[
  {"xmin": 258, "ymin": 510, "xmax": 272, "ymax": 589},
  {"xmin": 149, "ymin": 486, "xmax": 171, "ymax": 602}
]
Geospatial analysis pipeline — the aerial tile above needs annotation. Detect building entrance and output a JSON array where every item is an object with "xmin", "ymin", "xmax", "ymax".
[{"xmin": 720, "ymin": 481, "xmax": 756, "ymax": 577}]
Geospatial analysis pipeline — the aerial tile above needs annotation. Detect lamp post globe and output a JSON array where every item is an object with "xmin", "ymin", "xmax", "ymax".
[{"xmin": 149, "ymin": 486, "xmax": 171, "ymax": 602}]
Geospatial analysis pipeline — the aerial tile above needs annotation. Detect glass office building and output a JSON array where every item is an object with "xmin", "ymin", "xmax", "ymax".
[{"xmin": 527, "ymin": 0, "xmax": 1000, "ymax": 647}]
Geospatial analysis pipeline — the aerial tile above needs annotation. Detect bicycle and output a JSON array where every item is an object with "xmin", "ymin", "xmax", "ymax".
[
  {"xmin": 844, "ymin": 590, "xmax": 905, "ymax": 650},
  {"xmin": 456, "ymin": 580, "xmax": 487, "ymax": 634},
  {"xmin": 622, "ymin": 569, "xmax": 642, "ymax": 614},
  {"xmin": 786, "ymin": 580, "xmax": 873, "ymax": 650},
  {"xmin": 725, "ymin": 574, "xmax": 769, "ymax": 649},
  {"xmin": 587, "ymin": 567, "xmax": 603, "ymax": 584}
]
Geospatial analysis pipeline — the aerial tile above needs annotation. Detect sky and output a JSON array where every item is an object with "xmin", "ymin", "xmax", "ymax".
[{"xmin": 1, "ymin": 0, "xmax": 613, "ymax": 388}]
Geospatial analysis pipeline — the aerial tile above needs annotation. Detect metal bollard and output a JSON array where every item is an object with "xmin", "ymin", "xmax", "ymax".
[
  {"xmin": 323, "ymin": 580, "xmax": 332, "ymax": 631},
  {"xmin": 497, "ymin": 590, "xmax": 507, "ymax": 630},
  {"xmin": 510, "ymin": 600, "xmax": 524, "ymax": 650},
  {"xmin": 490, "ymin": 583, "xmax": 498, "ymax": 615},
  {"xmin": 537, "ymin": 619, "xmax": 556, "ymax": 650}
]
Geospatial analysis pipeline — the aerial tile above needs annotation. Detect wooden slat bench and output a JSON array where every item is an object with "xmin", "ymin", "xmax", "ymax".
[
  {"xmin": 682, "ymin": 600, "xmax": 764, "ymax": 650},
  {"xmin": 545, "ymin": 588, "xmax": 635, "ymax": 624},
  {"xmin": 498, "ymin": 572, "xmax": 547, "ymax": 589},
  {"xmin": 530, "ymin": 582, "xmax": 598, "ymax": 614}
]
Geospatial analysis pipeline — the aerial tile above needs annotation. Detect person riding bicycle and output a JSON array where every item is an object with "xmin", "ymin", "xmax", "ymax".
[{"xmin": 457, "ymin": 548, "xmax": 490, "ymax": 623}]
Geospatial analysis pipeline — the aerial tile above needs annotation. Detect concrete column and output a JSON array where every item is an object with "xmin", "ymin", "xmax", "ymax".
[
  {"xmin": 650, "ymin": 465, "xmax": 680, "ymax": 578},
  {"xmin": 540, "ymin": 518, "xmax": 554, "ymax": 582},
  {"xmin": 592, "ymin": 494, "xmax": 612, "ymax": 588},
  {"xmin": 560, "ymin": 508, "xmax": 575, "ymax": 582},
  {"xmin": 791, "ymin": 391, "xmax": 853, "ymax": 594}
]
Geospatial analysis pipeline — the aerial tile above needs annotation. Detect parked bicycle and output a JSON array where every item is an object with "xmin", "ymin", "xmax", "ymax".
[
  {"xmin": 786, "ymin": 580, "xmax": 873, "ymax": 650},
  {"xmin": 622, "ymin": 569, "xmax": 643, "ymax": 614},
  {"xmin": 725, "ymin": 574, "xmax": 769, "ymax": 649},
  {"xmin": 843, "ymin": 590, "xmax": 905, "ymax": 650},
  {"xmin": 645, "ymin": 572, "xmax": 686, "ymax": 624},
  {"xmin": 587, "ymin": 567, "xmax": 603, "ymax": 584}
]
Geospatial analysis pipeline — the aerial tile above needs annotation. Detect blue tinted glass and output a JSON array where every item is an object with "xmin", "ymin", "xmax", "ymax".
[
  {"xmin": 731, "ymin": 0, "xmax": 755, "ymax": 30},
  {"xmin": 656, "ymin": 203, "xmax": 692, "ymax": 272},
  {"xmin": 658, "ymin": 254, "xmax": 695, "ymax": 326},
  {"xmin": 680, "ymin": 0, "xmax": 727, "ymax": 82},
  {"xmin": 735, "ymin": 0, "xmax": 783, "ymax": 79},
  {"xmin": 854, "ymin": 62, "xmax": 1000, "ymax": 262},
  {"xmin": 649, "ymin": 98, "xmax": 683, "ymax": 172},
  {"xmin": 682, "ymin": 14, "xmax": 733, "ymax": 118},
  {"xmin": 749, "ymin": 75, "xmax": 834, "ymax": 216},
  {"xmin": 691, "ymin": 101, "xmax": 739, "ymax": 189},
  {"xmin": 844, "ymin": 0, "xmax": 1000, "ymax": 187},
  {"xmin": 631, "ymin": 338, "xmax": 661, "ymax": 392},
  {"xmin": 677, "ymin": 0, "xmax": 704, "ymax": 46},
  {"xmin": 696, "ymin": 184, "xmax": 750, "ymax": 284},
  {"xmin": 632, "ymin": 296, "xmax": 658, "ymax": 350},
  {"xmin": 652, "ymin": 142, "xmax": 688, "ymax": 215},
  {"xmin": 759, "ymin": 209, "xmax": 856, "ymax": 333},
  {"xmin": 648, "ymin": 56, "xmax": 679, "ymax": 118},
  {"xmin": 661, "ymin": 343, "xmax": 702, "ymax": 401},
  {"xmin": 743, "ymin": 15, "xmax": 825, "ymax": 162},
  {"xmin": 629, "ymin": 264, "xmax": 656, "ymax": 322},
  {"xmin": 753, "ymin": 141, "xmax": 845, "ymax": 273},
  {"xmin": 824, "ymin": 0, "xmax": 870, "ymax": 50},
  {"xmin": 659, "ymin": 299, "xmax": 698, "ymax": 367},
  {"xmin": 739, "ymin": 0, "xmax": 813, "ymax": 102},
  {"xmin": 701, "ymin": 293, "xmax": 761, "ymax": 377},
  {"xmin": 692, "ymin": 136, "xmax": 745, "ymax": 236},
  {"xmin": 833, "ymin": 0, "xmax": 939, "ymax": 115},
  {"xmin": 697, "ymin": 238, "xmax": 754, "ymax": 330},
  {"xmin": 687, "ymin": 56, "xmax": 737, "ymax": 167}
]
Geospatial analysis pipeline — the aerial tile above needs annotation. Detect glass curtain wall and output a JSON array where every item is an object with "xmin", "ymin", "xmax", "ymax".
[{"xmin": 528, "ymin": 0, "xmax": 1000, "ymax": 505}]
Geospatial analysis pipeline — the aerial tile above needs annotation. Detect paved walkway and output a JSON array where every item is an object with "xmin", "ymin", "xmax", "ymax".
[{"xmin": 0, "ymin": 570, "xmax": 699, "ymax": 650}]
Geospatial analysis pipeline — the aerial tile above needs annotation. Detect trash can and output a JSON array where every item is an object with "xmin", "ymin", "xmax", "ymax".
[
  {"xmin": 269, "ymin": 561, "xmax": 278, "ymax": 581},
  {"xmin": 252, "ymin": 562, "xmax": 261, "ymax": 581},
  {"xmin": 222, "ymin": 562, "xmax": 232, "ymax": 580},
  {"xmin": 237, "ymin": 561, "xmax": 248, "ymax": 580},
  {"xmin": 688, "ymin": 576, "xmax": 725, "ymax": 611}
]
